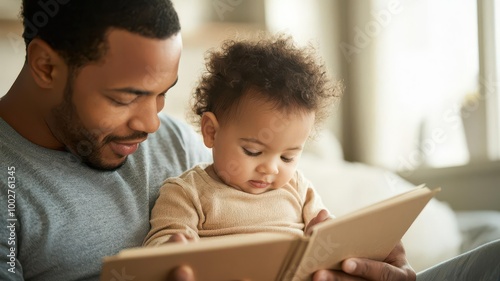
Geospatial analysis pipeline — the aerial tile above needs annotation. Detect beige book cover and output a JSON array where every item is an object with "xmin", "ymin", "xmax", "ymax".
[{"xmin": 100, "ymin": 185, "xmax": 439, "ymax": 281}]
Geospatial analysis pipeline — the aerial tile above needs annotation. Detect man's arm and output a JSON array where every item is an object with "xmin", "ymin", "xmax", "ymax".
[{"xmin": 311, "ymin": 241, "xmax": 416, "ymax": 281}]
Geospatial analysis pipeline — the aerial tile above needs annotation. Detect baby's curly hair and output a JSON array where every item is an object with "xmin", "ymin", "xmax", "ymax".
[{"xmin": 190, "ymin": 34, "xmax": 342, "ymax": 131}]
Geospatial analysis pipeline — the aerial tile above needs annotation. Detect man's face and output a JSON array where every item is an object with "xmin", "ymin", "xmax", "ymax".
[{"xmin": 48, "ymin": 29, "xmax": 182, "ymax": 170}]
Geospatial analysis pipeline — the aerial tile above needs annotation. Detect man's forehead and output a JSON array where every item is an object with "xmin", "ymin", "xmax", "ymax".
[
  {"xmin": 105, "ymin": 29, "xmax": 181, "ymax": 59},
  {"xmin": 76, "ymin": 30, "xmax": 182, "ymax": 92}
]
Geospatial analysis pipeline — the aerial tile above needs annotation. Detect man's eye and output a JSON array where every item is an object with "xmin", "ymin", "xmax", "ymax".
[
  {"xmin": 242, "ymin": 148, "xmax": 261, "ymax": 157},
  {"xmin": 111, "ymin": 100, "xmax": 129, "ymax": 106},
  {"xmin": 109, "ymin": 97, "xmax": 134, "ymax": 106}
]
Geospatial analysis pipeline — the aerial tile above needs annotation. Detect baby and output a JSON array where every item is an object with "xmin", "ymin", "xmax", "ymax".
[{"xmin": 144, "ymin": 34, "xmax": 341, "ymax": 246}]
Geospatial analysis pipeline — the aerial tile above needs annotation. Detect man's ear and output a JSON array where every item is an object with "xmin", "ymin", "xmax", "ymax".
[
  {"xmin": 27, "ymin": 38, "xmax": 66, "ymax": 89},
  {"xmin": 201, "ymin": 112, "xmax": 219, "ymax": 148}
]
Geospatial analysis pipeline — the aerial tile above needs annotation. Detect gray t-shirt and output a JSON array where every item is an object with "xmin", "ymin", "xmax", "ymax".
[{"xmin": 0, "ymin": 114, "xmax": 211, "ymax": 281}]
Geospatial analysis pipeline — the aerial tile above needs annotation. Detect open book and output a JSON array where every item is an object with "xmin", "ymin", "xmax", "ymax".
[{"xmin": 100, "ymin": 185, "xmax": 439, "ymax": 281}]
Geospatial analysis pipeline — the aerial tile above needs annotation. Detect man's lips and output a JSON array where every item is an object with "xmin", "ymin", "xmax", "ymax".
[
  {"xmin": 108, "ymin": 139, "xmax": 145, "ymax": 156},
  {"xmin": 249, "ymin": 180, "xmax": 271, "ymax": 189}
]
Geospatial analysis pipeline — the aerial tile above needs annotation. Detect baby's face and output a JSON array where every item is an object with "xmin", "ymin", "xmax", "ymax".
[{"xmin": 210, "ymin": 98, "xmax": 314, "ymax": 194}]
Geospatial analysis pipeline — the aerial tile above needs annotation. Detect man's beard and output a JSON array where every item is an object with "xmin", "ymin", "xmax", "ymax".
[{"xmin": 50, "ymin": 72, "xmax": 147, "ymax": 171}]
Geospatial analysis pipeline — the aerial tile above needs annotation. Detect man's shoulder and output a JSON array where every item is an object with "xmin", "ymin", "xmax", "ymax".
[{"xmin": 156, "ymin": 113, "xmax": 191, "ymax": 136}]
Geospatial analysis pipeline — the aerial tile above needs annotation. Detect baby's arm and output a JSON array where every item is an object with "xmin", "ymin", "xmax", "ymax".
[
  {"xmin": 143, "ymin": 181, "xmax": 201, "ymax": 246},
  {"xmin": 299, "ymin": 172, "xmax": 333, "ymax": 235}
]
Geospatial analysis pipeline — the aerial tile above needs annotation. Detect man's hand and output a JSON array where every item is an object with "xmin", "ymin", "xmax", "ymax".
[
  {"xmin": 166, "ymin": 266, "xmax": 196, "ymax": 281},
  {"xmin": 165, "ymin": 234, "xmax": 199, "ymax": 281},
  {"xmin": 311, "ymin": 241, "xmax": 416, "ymax": 281}
]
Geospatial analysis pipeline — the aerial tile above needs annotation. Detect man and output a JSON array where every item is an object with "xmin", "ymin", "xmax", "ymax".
[
  {"xmin": 1, "ymin": 1, "xmax": 497, "ymax": 281},
  {"xmin": 0, "ymin": 1, "xmax": 210, "ymax": 280}
]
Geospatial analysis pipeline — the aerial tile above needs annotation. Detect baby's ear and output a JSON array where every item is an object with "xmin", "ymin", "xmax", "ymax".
[{"xmin": 200, "ymin": 112, "xmax": 219, "ymax": 148}]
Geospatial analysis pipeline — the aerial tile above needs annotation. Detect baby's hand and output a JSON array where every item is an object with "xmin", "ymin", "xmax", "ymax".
[
  {"xmin": 304, "ymin": 209, "xmax": 331, "ymax": 236},
  {"xmin": 167, "ymin": 233, "xmax": 191, "ymax": 244}
]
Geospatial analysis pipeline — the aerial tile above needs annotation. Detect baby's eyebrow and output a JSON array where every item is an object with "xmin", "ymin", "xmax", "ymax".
[
  {"xmin": 240, "ymin": 138, "xmax": 265, "ymax": 145},
  {"xmin": 284, "ymin": 146, "xmax": 303, "ymax": 151},
  {"xmin": 240, "ymin": 138, "xmax": 302, "ymax": 151}
]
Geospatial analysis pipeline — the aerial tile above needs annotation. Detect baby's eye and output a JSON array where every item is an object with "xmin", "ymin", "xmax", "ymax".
[
  {"xmin": 242, "ymin": 147, "xmax": 261, "ymax": 157},
  {"xmin": 281, "ymin": 156, "xmax": 294, "ymax": 163}
]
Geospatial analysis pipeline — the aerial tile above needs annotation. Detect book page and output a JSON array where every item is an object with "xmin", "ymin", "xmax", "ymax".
[{"xmin": 292, "ymin": 186, "xmax": 439, "ymax": 280}]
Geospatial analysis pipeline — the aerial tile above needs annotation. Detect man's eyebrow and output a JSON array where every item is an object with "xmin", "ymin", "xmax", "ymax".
[
  {"xmin": 108, "ymin": 77, "xmax": 179, "ymax": 96},
  {"xmin": 240, "ymin": 138, "xmax": 302, "ymax": 151}
]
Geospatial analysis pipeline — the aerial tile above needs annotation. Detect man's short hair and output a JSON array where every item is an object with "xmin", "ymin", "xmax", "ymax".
[{"xmin": 21, "ymin": 0, "xmax": 181, "ymax": 68}]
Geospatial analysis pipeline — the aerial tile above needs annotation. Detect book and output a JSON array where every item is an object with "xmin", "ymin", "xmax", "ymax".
[{"xmin": 99, "ymin": 185, "xmax": 440, "ymax": 281}]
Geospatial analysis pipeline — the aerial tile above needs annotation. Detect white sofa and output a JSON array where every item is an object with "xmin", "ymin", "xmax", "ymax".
[{"xmin": 298, "ymin": 130, "xmax": 500, "ymax": 272}]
